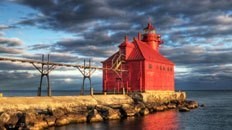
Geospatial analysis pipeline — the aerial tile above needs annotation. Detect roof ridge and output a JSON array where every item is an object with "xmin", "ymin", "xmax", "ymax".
[
  {"xmin": 133, "ymin": 38, "xmax": 145, "ymax": 60},
  {"xmin": 135, "ymin": 39, "xmax": 174, "ymax": 65}
]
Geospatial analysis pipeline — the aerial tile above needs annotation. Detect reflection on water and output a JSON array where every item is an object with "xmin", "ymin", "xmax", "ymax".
[
  {"xmin": 50, "ymin": 110, "xmax": 179, "ymax": 130},
  {"xmin": 141, "ymin": 110, "xmax": 179, "ymax": 130}
]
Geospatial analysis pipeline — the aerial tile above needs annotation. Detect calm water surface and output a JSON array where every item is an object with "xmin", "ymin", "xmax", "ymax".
[{"xmin": 2, "ymin": 90, "xmax": 232, "ymax": 130}]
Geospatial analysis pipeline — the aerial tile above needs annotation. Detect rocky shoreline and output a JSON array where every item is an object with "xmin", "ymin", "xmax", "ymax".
[{"xmin": 0, "ymin": 92, "xmax": 199, "ymax": 130}]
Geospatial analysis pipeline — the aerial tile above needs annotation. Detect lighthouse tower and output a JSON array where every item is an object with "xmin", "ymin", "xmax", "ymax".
[
  {"xmin": 102, "ymin": 23, "xmax": 174, "ymax": 93},
  {"xmin": 142, "ymin": 23, "xmax": 163, "ymax": 51}
]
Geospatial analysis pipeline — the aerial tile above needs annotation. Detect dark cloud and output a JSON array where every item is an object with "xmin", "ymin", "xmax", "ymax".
[
  {"xmin": 0, "ymin": 46, "xmax": 24, "ymax": 54},
  {"xmin": 161, "ymin": 45, "xmax": 232, "ymax": 65},
  {"xmin": 0, "ymin": 36, "xmax": 24, "ymax": 54},
  {"xmin": 28, "ymin": 44, "xmax": 52, "ymax": 50},
  {"xmin": 14, "ymin": 0, "xmax": 232, "ymax": 48}
]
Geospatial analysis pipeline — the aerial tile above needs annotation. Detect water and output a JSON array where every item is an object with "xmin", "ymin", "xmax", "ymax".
[{"xmin": 2, "ymin": 90, "xmax": 232, "ymax": 130}]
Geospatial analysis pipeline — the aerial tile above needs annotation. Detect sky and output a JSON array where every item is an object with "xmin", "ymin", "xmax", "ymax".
[{"xmin": 0, "ymin": 0, "xmax": 231, "ymax": 91}]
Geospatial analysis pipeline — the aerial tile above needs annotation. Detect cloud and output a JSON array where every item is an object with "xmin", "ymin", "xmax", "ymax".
[
  {"xmin": 0, "ymin": 37, "xmax": 23, "ymax": 46},
  {"xmin": 0, "ymin": 24, "xmax": 16, "ymax": 30},
  {"xmin": 14, "ymin": 0, "xmax": 232, "ymax": 48},
  {"xmin": 0, "ymin": 32, "xmax": 4, "ymax": 36},
  {"xmin": 54, "ymin": 36, "xmax": 118, "ymax": 58},
  {"xmin": 0, "ymin": 36, "xmax": 24, "ymax": 54},
  {"xmin": 0, "ymin": 46, "xmax": 24, "ymax": 54}
]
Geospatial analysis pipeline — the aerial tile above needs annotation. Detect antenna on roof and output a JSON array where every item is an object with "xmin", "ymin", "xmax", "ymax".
[{"xmin": 148, "ymin": 17, "xmax": 153, "ymax": 24}]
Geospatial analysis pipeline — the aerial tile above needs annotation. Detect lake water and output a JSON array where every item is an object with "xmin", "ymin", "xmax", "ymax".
[{"xmin": 2, "ymin": 90, "xmax": 232, "ymax": 130}]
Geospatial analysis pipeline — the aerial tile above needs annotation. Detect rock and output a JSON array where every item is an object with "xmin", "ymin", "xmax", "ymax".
[
  {"xmin": 13, "ymin": 112, "xmax": 28, "ymax": 129},
  {"xmin": 200, "ymin": 104, "xmax": 205, "ymax": 107},
  {"xmin": 154, "ymin": 105, "xmax": 166, "ymax": 112},
  {"xmin": 96, "ymin": 105, "xmax": 121, "ymax": 120},
  {"xmin": 6, "ymin": 112, "xmax": 18, "ymax": 126},
  {"xmin": 135, "ymin": 103, "xmax": 146, "ymax": 113},
  {"xmin": 186, "ymin": 101, "xmax": 198, "ymax": 109},
  {"xmin": 26, "ymin": 113, "xmax": 48, "ymax": 129},
  {"xmin": 145, "ymin": 103, "xmax": 156, "ymax": 113},
  {"xmin": 30, "ymin": 120, "xmax": 48, "ymax": 130},
  {"xmin": 87, "ymin": 109, "xmax": 103, "ymax": 123},
  {"xmin": 62, "ymin": 113, "xmax": 87, "ymax": 123},
  {"xmin": 108, "ymin": 104, "xmax": 122, "ymax": 109},
  {"xmin": 121, "ymin": 104, "xmax": 137, "ymax": 117},
  {"xmin": 140, "ymin": 108, "xmax": 149, "ymax": 116},
  {"xmin": 66, "ymin": 114, "xmax": 87, "ymax": 123},
  {"xmin": 0, "ymin": 125, "xmax": 6, "ymax": 130},
  {"xmin": 130, "ymin": 93, "xmax": 143, "ymax": 103},
  {"xmin": 37, "ymin": 108, "xmax": 52, "ymax": 116},
  {"xmin": 52, "ymin": 108, "xmax": 66, "ymax": 118},
  {"xmin": 108, "ymin": 109, "xmax": 121, "ymax": 120},
  {"xmin": 56, "ymin": 115, "xmax": 70, "ymax": 126},
  {"xmin": 44, "ymin": 116, "xmax": 56, "ymax": 126},
  {"xmin": 68, "ymin": 106, "xmax": 87, "ymax": 115},
  {"xmin": 0, "ymin": 112, "xmax": 10, "ymax": 123},
  {"xmin": 25, "ymin": 111, "xmax": 37, "ymax": 125},
  {"xmin": 179, "ymin": 107, "xmax": 190, "ymax": 112},
  {"xmin": 167, "ymin": 103, "xmax": 176, "ymax": 109}
]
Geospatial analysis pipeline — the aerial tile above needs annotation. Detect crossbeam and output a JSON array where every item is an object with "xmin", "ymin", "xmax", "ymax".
[{"xmin": 0, "ymin": 57, "xmax": 127, "ymax": 71}]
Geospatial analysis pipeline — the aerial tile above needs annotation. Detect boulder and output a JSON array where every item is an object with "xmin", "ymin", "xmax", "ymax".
[
  {"xmin": 145, "ymin": 103, "xmax": 156, "ymax": 113},
  {"xmin": 0, "ymin": 125, "xmax": 6, "ymax": 130},
  {"xmin": 200, "ymin": 104, "xmax": 205, "ymax": 107},
  {"xmin": 66, "ymin": 114, "xmax": 87, "ymax": 123},
  {"xmin": 185, "ymin": 101, "xmax": 198, "ymax": 109},
  {"xmin": 167, "ymin": 103, "xmax": 176, "ymax": 109},
  {"xmin": 29, "ymin": 120, "xmax": 48, "ymax": 130},
  {"xmin": 0, "ymin": 112, "xmax": 10, "ymax": 124},
  {"xmin": 44, "ymin": 116, "xmax": 56, "ymax": 126},
  {"xmin": 6, "ymin": 112, "xmax": 18, "ymax": 126},
  {"xmin": 56, "ymin": 115, "xmax": 69, "ymax": 126},
  {"xmin": 129, "ymin": 93, "xmax": 143, "ymax": 104},
  {"xmin": 154, "ymin": 105, "xmax": 166, "ymax": 112},
  {"xmin": 134, "ymin": 103, "xmax": 146, "ymax": 113},
  {"xmin": 121, "ymin": 104, "xmax": 137, "ymax": 117},
  {"xmin": 25, "ymin": 111, "xmax": 37, "ymax": 125},
  {"xmin": 179, "ymin": 107, "xmax": 190, "ymax": 112},
  {"xmin": 87, "ymin": 108, "xmax": 103, "ymax": 123},
  {"xmin": 96, "ymin": 105, "xmax": 121, "ymax": 120},
  {"xmin": 52, "ymin": 108, "xmax": 66, "ymax": 118},
  {"xmin": 140, "ymin": 108, "xmax": 149, "ymax": 116},
  {"xmin": 108, "ymin": 109, "xmax": 121, "ymax": 120}
]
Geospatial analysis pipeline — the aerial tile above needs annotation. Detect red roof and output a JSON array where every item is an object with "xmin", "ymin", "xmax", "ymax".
[
  {"xmin": 127, "ymin": 42, "xmax": 144, "ymax": 60},
  {"xmin": 127, "ymin": 38, "xmax": 174, "ymax": 65}
]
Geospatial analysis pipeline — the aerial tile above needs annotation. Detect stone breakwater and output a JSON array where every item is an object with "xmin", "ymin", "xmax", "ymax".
[{"xmin": 0, "ymin": 91, "xmax": 199, "ymax": 130}]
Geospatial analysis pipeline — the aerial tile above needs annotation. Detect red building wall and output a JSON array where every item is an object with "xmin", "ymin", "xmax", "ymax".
[{"xmin": 144, "ymin": 61, "xmax": 174, "ymax": 91}]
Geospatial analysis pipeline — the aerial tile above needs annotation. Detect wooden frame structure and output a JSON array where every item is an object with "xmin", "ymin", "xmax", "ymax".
[{"xmin": 0, "ymin": 55, "xmax": 126, "ymax": 96}]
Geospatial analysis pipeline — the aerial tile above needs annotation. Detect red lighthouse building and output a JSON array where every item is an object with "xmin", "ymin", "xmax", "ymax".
[{"xmin": 102, "ymin": 23, "xmax": 174, "ymax": 93}]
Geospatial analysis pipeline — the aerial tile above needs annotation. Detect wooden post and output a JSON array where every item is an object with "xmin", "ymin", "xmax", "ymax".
[
  {"xmin": 123, "ymin": 87, "xmax": 125, "ymax": 95},
  {"xmin": 90, "ymin": 87, "xmax": 94, "ymax": 96}
]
